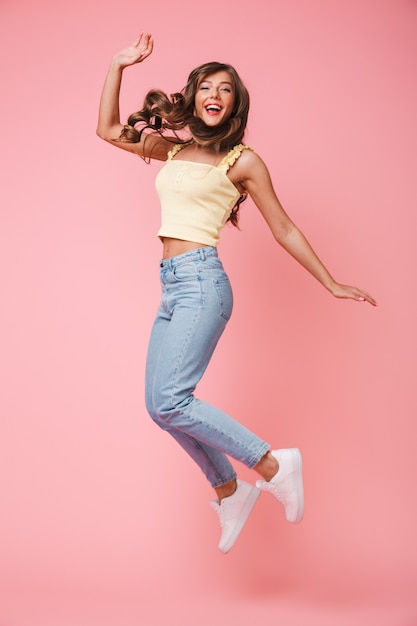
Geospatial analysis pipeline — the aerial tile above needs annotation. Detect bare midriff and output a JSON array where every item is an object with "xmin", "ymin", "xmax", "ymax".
[{"xmin": 161, "ymin": 237, "xmax": 210, "ymax": 260}]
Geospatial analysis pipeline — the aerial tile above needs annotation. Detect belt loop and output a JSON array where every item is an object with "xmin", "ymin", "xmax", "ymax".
[{"xmin": 200, "ymin": 248, "xmax": 206, "ymax": 261}]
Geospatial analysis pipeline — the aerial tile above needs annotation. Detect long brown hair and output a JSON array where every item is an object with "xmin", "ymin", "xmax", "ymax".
[
  {"xmin": 120, "ymin": 61, "xmax": 250, "ymax": 151},
  {"xmin": 119, "ymin": 62, "xmax": 250, "ymax": 225}
]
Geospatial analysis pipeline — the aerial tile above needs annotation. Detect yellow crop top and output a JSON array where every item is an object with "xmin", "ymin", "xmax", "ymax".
[{"xmin": 155, "ymin": 143, "xmax": 253, "ymax": 247}]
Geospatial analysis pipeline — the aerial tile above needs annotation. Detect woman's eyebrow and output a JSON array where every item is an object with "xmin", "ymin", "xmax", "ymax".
[{"xmin": 201, "ymin": 80, "xmax": 233, "ymax": 86}]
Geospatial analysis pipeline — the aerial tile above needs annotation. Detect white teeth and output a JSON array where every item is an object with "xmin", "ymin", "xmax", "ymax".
[{"xmin": 206, "ymin": 105, "xmax": 221, "ymax": 112}]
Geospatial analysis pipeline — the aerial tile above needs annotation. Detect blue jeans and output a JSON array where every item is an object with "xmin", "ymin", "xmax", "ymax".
[{"xmin": 145, "ymin": 246, "xmax": 269, "ymax": 488}]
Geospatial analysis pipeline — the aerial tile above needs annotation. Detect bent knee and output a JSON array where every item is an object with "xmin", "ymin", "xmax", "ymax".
[
  {"xmin": 145, "ymin": 389, "xmax": 190, "ymax": 429},
  {"xmin": 145, "ymin": 391, "xmax": 175, "ymax": 427}
]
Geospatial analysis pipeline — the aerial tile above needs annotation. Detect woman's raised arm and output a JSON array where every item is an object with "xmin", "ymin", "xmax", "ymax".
[{"xmin": 96, "ymin": 33, "xmax": 171, "ymax": 161}]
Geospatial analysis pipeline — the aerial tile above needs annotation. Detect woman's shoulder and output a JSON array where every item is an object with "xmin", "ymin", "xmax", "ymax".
[
  {"xmin": 218, "ymin": 144, "xmax": 255, "ymax": 171},
  {"xmin": 166, "ymin": 143, "xmax": 184, "ymax": 160},
  {"xmin": 226, "ymin": 144, "xmax": 266, "ymax": 170},
  {"xmin": 166, "ymin": 140, "xmax": 195, "ymax": 161},
  {"xmin": 223, "ymin": 146, "xmax": 271, "ymax": 186}
]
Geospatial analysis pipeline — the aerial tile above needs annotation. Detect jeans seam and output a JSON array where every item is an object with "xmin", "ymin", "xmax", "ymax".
[
  {"xmin": 169, "ymin": 306, "xmax": 202, "ymax": 409},
  {"xmin": 180, "ymin": 399, "xmax": 267, "ymax": 467},
  {"xmin": 188, "ymin": 436, "xmax": 237, "ymax": 487},
  {"xmin": 246, "ymin": 443, "xmax": 271, "ymax": 468}
]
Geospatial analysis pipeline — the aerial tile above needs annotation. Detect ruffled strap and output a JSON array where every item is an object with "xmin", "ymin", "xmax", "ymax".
[
  {"xmin": 166, "ymin": 144, "xmax": 186, "ymax": 160},
  {"xmin": 218, "ymin": 144, "xmax": 253, "ymax": 172}
]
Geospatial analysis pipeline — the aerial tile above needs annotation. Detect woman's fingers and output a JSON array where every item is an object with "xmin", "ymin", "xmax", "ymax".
[
  {"xmin": 333, "ymin": 283, "xmax": 377, "ymax": 306},
  {"xmin": 352, "ymin": 288, "xmax": 377, "ymax": 306},
  {"xmin": 131, "ymin": 32, "xmax": 153, "ymax": 59}
]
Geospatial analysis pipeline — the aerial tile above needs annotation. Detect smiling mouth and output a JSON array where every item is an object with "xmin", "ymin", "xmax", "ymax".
[{"xmin": 205, "ymin": 104, "xmax": 222, "ymax": 114}]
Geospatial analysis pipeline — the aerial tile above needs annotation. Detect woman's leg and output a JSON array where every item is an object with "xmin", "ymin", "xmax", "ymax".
[
  {"xmin": 146, "ymin": 303, "xmax": 238, "ymax": 488},
  {"xmin": 145, "ymin": 248, "xmax": 304, "ymax": 552},
  {"xmin": 145, "ymin": 248, "xmax": 269, "ymax": 488}
]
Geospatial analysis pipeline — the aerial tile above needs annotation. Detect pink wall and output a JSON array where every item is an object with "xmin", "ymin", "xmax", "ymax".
[{"xmin": 1, "ymin": 0, "xmax": 416, "ymax": 624}]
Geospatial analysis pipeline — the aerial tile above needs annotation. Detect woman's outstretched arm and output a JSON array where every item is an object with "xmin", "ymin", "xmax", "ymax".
[
  {"xmin": 237, "ymin": 150, "xmax": 377, "ymax": 306},
  {"xmin": 96, "ymin": 33, "xmax": 171, "ymax": 161}
]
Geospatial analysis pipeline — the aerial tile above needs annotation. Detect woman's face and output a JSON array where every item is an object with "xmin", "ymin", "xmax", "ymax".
[{"xmin": 194, "ymin": 71, "xmax": 235, "ymax": 127}]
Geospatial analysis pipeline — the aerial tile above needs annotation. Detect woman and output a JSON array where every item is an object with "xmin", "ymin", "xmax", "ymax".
[{"xmin": 97, "ymin": 33, "xmax": 376, "ymax": 554}]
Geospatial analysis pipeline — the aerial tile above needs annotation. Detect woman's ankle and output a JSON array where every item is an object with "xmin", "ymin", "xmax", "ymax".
[
  {"xmin": 215, "ymin": 478, "xmax": 237, "ymax": 502},
  {"xmin": 254, "ymin": 451, "xmax": 279, "ymax": 481}
]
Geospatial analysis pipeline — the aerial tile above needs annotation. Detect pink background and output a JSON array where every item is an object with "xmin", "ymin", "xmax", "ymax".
[{"xmin": 1, "ymin": 0, "xmax": 416, "ymax": 624}]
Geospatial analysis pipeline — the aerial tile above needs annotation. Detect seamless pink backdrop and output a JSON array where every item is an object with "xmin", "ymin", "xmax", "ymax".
[{"xmin": 1, "ymin": 1, "xmax": 416, "ymax": 625}]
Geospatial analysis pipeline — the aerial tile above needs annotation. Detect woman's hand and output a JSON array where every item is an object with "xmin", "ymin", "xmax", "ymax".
[
  {"xmin": 113, "ymin": 33, "xmax": 154, "ymax": 69},
  {"xmin": 330, "ymin": 282, "xmax": 377, "ymax": 306}
]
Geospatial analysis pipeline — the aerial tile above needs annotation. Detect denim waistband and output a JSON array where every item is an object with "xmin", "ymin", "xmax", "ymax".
[{"xmin": 159, "ymin": 246, "xmax": 218, "ymax": 270}]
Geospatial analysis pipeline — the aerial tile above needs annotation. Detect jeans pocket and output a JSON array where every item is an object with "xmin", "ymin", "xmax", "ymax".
[
  {"xmin": 172, "ymin": 263, "xmax": 199, "ymax": 282},
  {"xmin": 214, "ymin": 278, "xmax": 233, "ymax": 321}
]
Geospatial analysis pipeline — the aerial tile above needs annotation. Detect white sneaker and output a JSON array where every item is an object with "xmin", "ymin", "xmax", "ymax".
[
  {"xmin": 256, "ymin": 449, "xmax": 304, "ymax": 523},
  {"xmin": 211, "ymin": 480, "xmax": 260, "ymax": 553}
]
